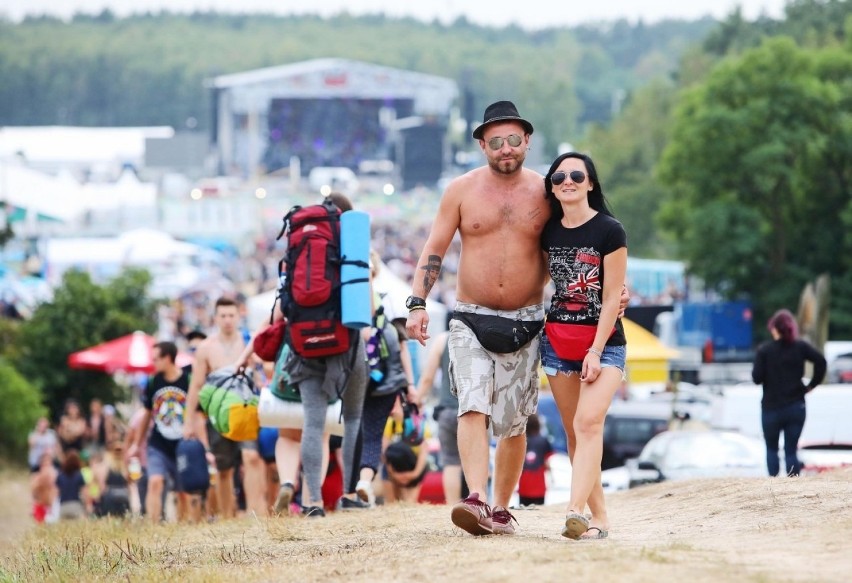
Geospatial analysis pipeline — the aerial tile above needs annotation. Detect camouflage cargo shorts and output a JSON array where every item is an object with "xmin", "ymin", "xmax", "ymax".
[{"xmin": 447, "ymin": 301, "xmax": 544, "ymax": 439}]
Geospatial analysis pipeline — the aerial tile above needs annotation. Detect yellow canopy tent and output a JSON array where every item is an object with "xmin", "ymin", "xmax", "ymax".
[{"xmin": 622, "ymin": 318, "xmax": 679, "ymax": 383}]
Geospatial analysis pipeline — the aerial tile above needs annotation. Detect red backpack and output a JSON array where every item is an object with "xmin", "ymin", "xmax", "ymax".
[{"xmin": 277, "ymin": 199, "xmax": 351, "ymax": 358}]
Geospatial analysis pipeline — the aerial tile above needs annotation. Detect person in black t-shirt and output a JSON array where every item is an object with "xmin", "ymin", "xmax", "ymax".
[
  {"xmin": 128, "ymin": 341, "xmax": 201, "ymax": 523},
  {"xmin": 540, "ymin": 152, "xmax": 627, "ymax": 541},
  {"xmin": 752, "ymin": 309, "xmax": 826, "ymax": 477}
]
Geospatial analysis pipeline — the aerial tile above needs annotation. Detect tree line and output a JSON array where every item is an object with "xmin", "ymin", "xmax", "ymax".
[{"xmin": 0, "ymin": 11, "xmax": 716, "ymax": 153}]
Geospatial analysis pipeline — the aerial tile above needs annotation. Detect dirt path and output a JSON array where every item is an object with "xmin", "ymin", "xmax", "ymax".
[
  {"xmin": 1, "ymin": 468, "xmax": 850, "ymax": 582},
  {"xmin": 0, "ymin": 469, "xmax": 31, "ymax": 552}
]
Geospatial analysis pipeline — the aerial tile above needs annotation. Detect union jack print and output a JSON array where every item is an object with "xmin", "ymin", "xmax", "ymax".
[{"xmin": 568, "ymin": 265, "xmax": 601, "ymax": 294}]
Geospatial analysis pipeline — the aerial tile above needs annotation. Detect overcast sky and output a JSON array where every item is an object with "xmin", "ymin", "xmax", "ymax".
[{"xmin": 3, "ymin": 0, "xmax": 789, "ymax": 28}]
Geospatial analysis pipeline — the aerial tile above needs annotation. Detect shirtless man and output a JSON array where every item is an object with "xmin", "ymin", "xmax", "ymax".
[
  {"xmin": 184, "ymin": 296, "xmax": 250, "ymax": 519},
  {"xmin": 407, "ymin": 101, "xmax": 627, "ymax": 536}
]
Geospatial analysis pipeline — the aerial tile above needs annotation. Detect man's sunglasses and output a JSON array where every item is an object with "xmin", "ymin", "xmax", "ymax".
[
  {"xmin": 487, "ymin": 134, "xmax": 523, "ymax": 150},
  {"xmin": 551, "ymin": 170, "xmax": 587, "ymax": 186}
]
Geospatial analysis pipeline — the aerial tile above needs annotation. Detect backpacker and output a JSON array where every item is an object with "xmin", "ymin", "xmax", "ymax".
[
  {"xmin": 199, "ymin": 368, "xmax": 260, "ymax": 441},
  {"xmin": 366, "ymin": 304, "xmax": 408, "ymax": 397},
  {"xmin": 276, "ymin": 198, "xmax": 351, "ymax": 358}
]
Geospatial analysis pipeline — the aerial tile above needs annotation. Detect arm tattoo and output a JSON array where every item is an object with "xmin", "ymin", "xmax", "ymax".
[{"xmin": 420, "ymin": 255, "xmax": 442, "ymax": 296}]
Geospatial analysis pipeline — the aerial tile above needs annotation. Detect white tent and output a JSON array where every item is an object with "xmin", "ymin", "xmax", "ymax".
[
  {"xmin": 1, "ymin": 161, "xmax": 158, "ymax": 225},
  {"xmin": 0, "ymin": 126, "xmax": 173, "ymax": 169},
  {"xmin": 247, "ymin": 288, "xmax": 278, "ymax": 331},
  {"xmin": 79, "ymin": 169, "xmax": 157, "ymax": 211},
  {"xmin": 0, "ymin": 160, "xmax": 86, "ymax": 221},
  {"xmin": 44, "ymin": 229, "xmax": 210, "ymax": 288}
]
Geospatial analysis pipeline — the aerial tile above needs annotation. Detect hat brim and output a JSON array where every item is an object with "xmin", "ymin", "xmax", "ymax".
[{"xmin": 472, "ymin": 116, "xmax": 534, "ymax": 140}]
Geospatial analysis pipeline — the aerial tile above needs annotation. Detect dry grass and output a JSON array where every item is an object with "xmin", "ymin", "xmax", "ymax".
[{"xmin": 1, "ymin": 468, "xmax": 851, "ymax": 582}]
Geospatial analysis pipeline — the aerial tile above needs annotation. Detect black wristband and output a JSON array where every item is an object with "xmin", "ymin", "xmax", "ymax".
[{"xmin": 405, "ymin": 295, "xmax": 426, "ymax": 310}]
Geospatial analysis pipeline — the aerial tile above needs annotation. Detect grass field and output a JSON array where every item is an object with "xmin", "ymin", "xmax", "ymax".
[{"xmin": 1, "ymin": 467, "xmax": 850, "ymax": 582}]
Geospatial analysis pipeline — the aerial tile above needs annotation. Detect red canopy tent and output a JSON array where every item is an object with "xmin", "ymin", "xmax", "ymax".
[{"xmin": 67, "ymin": 331, "xmax": 193, "ymax": 374}]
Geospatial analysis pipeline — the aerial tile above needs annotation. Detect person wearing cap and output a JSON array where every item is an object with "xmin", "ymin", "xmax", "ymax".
[{"xmin": 405, "ymin": 100, "xmax": 546, "ymax": 537}]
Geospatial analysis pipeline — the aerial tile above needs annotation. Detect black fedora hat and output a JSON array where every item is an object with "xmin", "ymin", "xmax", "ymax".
[{"xmin": 472, "ymin": 100, "xmax": 534, "ymax": 140}]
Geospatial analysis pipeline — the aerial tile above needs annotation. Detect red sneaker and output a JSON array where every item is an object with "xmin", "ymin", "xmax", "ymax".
[
  {"xmin": 450, "ymin": 493, "xmax": 493, "ymax": 536},
  {"xmin": 491, "ymin": 506, "xmax": 518, "ymax": 535}
]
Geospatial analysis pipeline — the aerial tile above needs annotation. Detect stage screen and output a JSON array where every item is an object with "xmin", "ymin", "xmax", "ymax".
[{"xmin": 263, "ymin": 97, "xmax": 414, "ymax": 173}]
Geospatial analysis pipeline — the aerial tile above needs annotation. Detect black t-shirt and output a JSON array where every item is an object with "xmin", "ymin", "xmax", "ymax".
[
  {"xmin": 144, "ymin": 370, "xmax": 191, "ymax": 458},
  {"xmin": 541, "ymin": 212, "xmax": 627, "ymax": 346},
  {"xmin": 752, "ymin": 339, "xmax": 827, "ymax": 410}
]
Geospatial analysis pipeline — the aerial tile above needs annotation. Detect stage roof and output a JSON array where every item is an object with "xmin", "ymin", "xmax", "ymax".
[{"xmin": 209, "ymin": 58, "xmax": 458, "ymax": 116}]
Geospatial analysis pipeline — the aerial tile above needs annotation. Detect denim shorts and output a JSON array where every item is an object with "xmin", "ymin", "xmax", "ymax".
[
  {"xmin": 540, "ymin": 333, "xmax": 626, "ymax": 377},
  {"xmin": 147, "ymin": 445, "xmax": 177, "ymax": 482}
]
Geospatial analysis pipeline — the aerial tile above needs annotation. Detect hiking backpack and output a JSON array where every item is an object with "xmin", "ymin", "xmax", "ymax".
[{"xmin": 277, "ymin": 198, "xmax": 352, "ymax": 358}]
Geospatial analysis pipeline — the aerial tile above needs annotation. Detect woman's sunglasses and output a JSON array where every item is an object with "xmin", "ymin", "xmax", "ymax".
[
  {"xmin": 551, "ymin": 170, "xmax": 587, "ymax": 186},
  {"xmin": 487, "ymin": 134, "xmax": 523, "ymax": 150}
]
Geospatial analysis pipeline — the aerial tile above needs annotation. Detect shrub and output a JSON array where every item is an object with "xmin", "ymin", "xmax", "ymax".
[{"xmin": 0, "ymin": 359, "xmax": 47, "ymax": 462}]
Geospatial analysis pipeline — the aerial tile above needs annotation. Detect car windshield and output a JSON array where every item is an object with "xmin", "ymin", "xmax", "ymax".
[{"xmin": 664, "ymin": 433, "xmax": 758, "ymax": 469}]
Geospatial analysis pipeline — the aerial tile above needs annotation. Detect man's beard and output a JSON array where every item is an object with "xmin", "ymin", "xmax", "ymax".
[{"xmin": 487, "ymin": 151, "xmax": 525, "ymax": 175}]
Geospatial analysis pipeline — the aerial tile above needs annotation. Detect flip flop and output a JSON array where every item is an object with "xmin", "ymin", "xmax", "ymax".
[
  {"xmin": 579, "ymin": 526, "xmax": 609, "ymax": 540},
  {"xmin": 562, "ymin": 512, "xmax": 589, "ymax": 540}
]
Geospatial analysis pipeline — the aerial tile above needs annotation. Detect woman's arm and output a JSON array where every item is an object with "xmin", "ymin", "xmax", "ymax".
[
  {"xmin": 752, "ymin": 345, "xmax": 766, "ymax": 384},
  {"xmin": 802, "ymin": 341, "xmax": 827, "ymax": 390}
]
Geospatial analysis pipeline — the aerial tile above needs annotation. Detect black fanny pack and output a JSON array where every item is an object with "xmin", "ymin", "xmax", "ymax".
[{"xmin": 453, "ymin": 312, "xmax": 544, "ymax": 353}]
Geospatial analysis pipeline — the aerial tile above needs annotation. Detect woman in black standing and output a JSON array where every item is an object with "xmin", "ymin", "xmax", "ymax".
[{"xmin": 752, "ymin": 309, "xmax": 826, "ymax": 476}]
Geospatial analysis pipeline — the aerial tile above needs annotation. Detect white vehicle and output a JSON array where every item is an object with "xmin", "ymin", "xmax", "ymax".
[{"xmin": 626, "ymin": 430, "xmax": 766, "ymax": 487}]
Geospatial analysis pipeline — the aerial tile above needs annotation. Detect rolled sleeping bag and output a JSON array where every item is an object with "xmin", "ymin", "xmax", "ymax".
[
  {"xmin": 257, "ymin": 387, "xmax": 345, "ymax": 436},
  {"xmin": 340, "ymin": 209, "xmax": 372, "ymax": 330}
]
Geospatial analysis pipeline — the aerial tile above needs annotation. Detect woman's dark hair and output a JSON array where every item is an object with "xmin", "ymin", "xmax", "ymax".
[
  {"xmin": 543, "ymin": 152, "xmax": 613, "ymax": 221},
  {"xmin": 768, "ymin": 309, "xmax": 798, "ymax": 344},
  {"xmin": 61, "ymin": 450, "xmax": 82, "ymax": 475}
]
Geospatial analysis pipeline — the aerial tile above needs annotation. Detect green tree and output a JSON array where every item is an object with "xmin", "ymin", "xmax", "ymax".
[
  {"xmin": 582, "ymin": 80, "xmax": 678, "ymax": 258},
  {"xmin": 0, "ymin": 359, "xmax": 47, "ymax": 461},
  {"xmin": 658, "ymin": 37, "xmax": 852, "ymax": 333},
  {"xmin": 13, "ymin": 268, "xmax": 158, "ymax": 416},
  {"xmin": 0, "ymin": 318, "xmax": 21, "ymax": 361}
]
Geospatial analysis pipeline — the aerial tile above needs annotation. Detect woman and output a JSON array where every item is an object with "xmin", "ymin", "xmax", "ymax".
[
  {"xmin": 752, "ymin": 309, "xmax": 826, "ymax": 476},
  {"xmin": 57, "ymin": 399, "xmax": 87, "ymax": 454},
  {"xmin": 56, "ymin": 450, "xmax": 88, "ymax": 520},
  {"xmin": 355, "ymin": 251, "xmax": 415, "ymax": 506},
  {"xmin": 94, "ymin": 441, "xmax": 131, "ymax": 517},
  {"xmin": 540, "ymin": 152, "xmax": 627, "ymax": 540}
]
